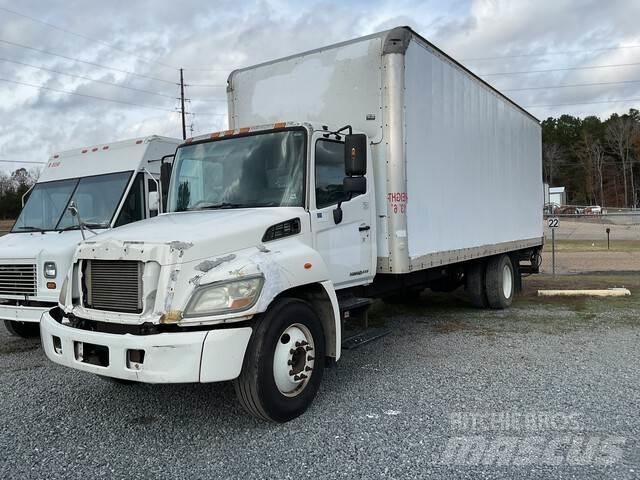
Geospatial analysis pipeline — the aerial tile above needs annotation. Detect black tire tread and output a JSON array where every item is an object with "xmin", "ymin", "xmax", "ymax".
[
  {"xmin": 4, "ymin": 320, "xmax": 40, "ymax": 338},
  {"xmin": 233, "ymin": 298, "xmax": 324, "ymax": 422},
  {"xmin": 465, "ymin": 261, "xmax": 488, "ymax": 308},
  {"xmin": 485, "ymin": 255, "xmax": 514, "ymax": 310}
]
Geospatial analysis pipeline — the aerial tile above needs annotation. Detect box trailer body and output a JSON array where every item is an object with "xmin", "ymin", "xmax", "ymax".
[
  {"xmin": 41, "ymin": 27, "xmax": 543, "ymax": 422},
  {"xmin": 228, "ymin": 27, "xmax": 543, "ymax": 275},
  {"xmin": 0, "ymin": 136, "xmax": 180, "ymax": 337}
]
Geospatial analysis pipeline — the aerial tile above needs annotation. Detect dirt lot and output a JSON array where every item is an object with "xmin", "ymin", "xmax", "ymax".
[
  {"xmin": 1, "ymin": 273, "xmax": 639, "ymax": 479},
  {"xmin": 541, "ymin": 240, "xmax": 640, "ymax": 274}
]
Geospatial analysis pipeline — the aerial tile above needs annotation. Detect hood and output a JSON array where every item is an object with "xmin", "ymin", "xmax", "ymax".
[
  {"xmin": 80, "ymin": 208, "xmax": 309, "ymax": 265},
  {"xmin": 0, "ymin": 230, "xmax": 86, "ymax": 262}
]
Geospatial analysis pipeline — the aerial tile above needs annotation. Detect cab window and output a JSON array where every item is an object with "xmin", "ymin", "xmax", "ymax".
[
  {"xmin": 115, "ymin": 173, "xmax": 145, "ymax": 227},
  {"xmin": 315, "ymin": 140, "xmax": 346, "ymax": 209}
]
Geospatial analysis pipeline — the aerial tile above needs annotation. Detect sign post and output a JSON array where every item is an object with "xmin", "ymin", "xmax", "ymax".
[{"xmin": 548, "ymin": 217, "xmax": 560, "ymax": 278}]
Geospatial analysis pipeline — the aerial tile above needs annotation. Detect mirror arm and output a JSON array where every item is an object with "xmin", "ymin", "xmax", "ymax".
[{"xmin": 143, "ymin": 168, "xmax": 162, "ymax": 214}]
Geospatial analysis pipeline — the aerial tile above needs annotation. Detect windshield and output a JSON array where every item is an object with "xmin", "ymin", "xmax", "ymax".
[
  {"xmin": 12, "ymin": 171, "xmax": 133, "ymax": 232},
  {"xmin": 168, "ymin": 129, "xmax": 306, "ymax": 212}
]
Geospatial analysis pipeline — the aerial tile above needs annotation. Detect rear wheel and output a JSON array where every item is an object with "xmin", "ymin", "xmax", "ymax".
[
  {"xmin": 465, "ymin": 261, "xmax": 488, "ymax": 308},
  {"xmin": 234, "ymin": 298, "xmax": 325, "ymax": 422},
  {"xmin": 4, "ymin": 320, "xmax": 40, "ymax": 338},
  {"xmin": 485, "ymin": 255, "xmax": 515, "ymax": 309}
]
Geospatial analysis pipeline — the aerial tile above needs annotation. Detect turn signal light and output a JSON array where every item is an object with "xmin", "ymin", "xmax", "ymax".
[{"xmin": 47, "ymin": 282, "xmax": 57, "ymax": 290}]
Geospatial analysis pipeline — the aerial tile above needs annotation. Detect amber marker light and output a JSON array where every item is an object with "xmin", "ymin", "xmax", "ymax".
[
  {"xmin": 304, "ymin": 263, "xmax": 312, "ymax": 270},
  {"xmin": 47, "ymin": 282, "xmax": 57, "ymax": 290}
]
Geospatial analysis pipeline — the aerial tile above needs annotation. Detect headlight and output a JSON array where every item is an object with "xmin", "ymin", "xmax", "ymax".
[
  {"xmin": 44, "ymin": 261, "xmax": 57, "ymax": 279},
  {"xmin": 183, "ymin": 276, "xmax": 263, "ymax": 317}
]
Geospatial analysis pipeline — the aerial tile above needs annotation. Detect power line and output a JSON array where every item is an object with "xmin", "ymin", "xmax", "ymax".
[
  {"xmin": 504, "ymin": 78, "xmax": 640, "ymax": 92},
  {"xmin": 0, "ymin": 5, "xmax": 177, "ymax": 70},
  {"xmin": 0, "ymin": 57, "xmax": 178, "ymax": 99},
  {"xmin": 525, "ymin": 98, "xmax": 640, "ymax": 108},
  {"xmin": 463, "ymin": 44, "xmax": 640, "ymax": 62},
  {"xmin": 189, "ymin": 111, "xmax": 227, "ymax": 116},
  {"xmin": 481, "ymin": 61, "xmax": 640, "ymax": 77},
  {"xmin": 186, "ymin": 83, "xmax": 227, "ymax": 88},
  {"xmin": 0, "ymin": 160, "xmax": 46, "ymax": 165},
  {"xmin": 0, "ymin": 39, "xmax": 177, "ymax": 85},
  {"xmin": 0, "ymin": 77, "xmax": 179, "ymax": 112}
]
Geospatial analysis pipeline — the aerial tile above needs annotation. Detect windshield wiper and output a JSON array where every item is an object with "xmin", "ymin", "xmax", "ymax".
[
  {"xmin": 59, "ymin": 222, "xmax": 109, "ymax": 232},
  {"xmin": 17, "ymin": 226, "xmax": 46, "ymax": 232},
  {"xmin": 188, "ymin": 202, "xmax": 248, "ymax": 211}
]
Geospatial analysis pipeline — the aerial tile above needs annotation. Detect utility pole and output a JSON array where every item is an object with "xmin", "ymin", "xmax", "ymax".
[{"xmin": 179, "ymin": 68, "xmax": 186, "ymax": 140}]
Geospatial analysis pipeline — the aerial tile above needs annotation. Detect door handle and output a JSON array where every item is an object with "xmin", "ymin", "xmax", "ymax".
[{"xmin": 358, "ymin": 225, "xmax": 370, "ymax": 232}]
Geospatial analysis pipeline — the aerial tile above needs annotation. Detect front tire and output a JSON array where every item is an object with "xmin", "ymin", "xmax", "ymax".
[
  {"xmin": 4, "ymin": 320, "xmax": 40, "ymax": 338},
  {"xmin": 234, "ymin": 298, "xmax": 326, "ymax": 422}
]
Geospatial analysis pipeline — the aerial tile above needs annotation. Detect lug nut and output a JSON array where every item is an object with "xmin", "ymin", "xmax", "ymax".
[
  {"xmin": 307, "ymin": 355, "xmax": 314, "ymax": 361},
  {"xmin": 289, "ymin": 348, "xmax": 296, "ymax": 355},
  {"xmin": 305, "ymin": 346, "xmax": 313, "ymax": 351},
  {"xmin": 289, "ymin": 370, "xmax": 294, "ymax": 375},
  {"xmin": 305, "ymin": 366, "xmax": 312, "ymax": 372},
  {"xmin": 299, "ymin": 374, "xmax": 308, "ymax": 380},
  {"xmin": 293, "ymin": 375, "xmax": 300, "ymax": 381},
  {"xmin": 287, "ymin": 360, "xmax": 293, "ymax": 366}
]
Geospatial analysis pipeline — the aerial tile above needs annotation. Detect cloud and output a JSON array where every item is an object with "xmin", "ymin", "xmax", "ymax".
[{"xmin": 1, "ymin": 0, "xmax": 639, "ymax": 172}]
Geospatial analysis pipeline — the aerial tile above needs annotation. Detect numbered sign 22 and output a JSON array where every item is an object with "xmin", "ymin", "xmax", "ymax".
[{"xmin": 548, "ymin": 217, "xmax": 560, "ymax": 228}]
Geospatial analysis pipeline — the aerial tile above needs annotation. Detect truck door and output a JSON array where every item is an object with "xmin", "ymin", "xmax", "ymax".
[{"xmin": 310, "ymin": 135, "xmax": 375, "ymax": 289}]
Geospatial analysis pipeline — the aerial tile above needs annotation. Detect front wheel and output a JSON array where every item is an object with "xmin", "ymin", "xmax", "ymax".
[
  {"xmin": 234, "ymin": 298, "xmax": 325, "ymax": 422},
  {"xmin": 4, "ymin": 320, "xmax": 40, "ymax": 338}
]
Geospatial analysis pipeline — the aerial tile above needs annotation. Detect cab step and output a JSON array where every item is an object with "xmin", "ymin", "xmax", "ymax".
[{"xmin": 342, "ymin": 327, "xmax": 391, "ymax": 350}]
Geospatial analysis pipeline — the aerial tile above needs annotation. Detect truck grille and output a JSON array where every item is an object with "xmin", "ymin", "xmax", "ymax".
[
  {"xmin": 0, "ymin": 264, "xmax": 37, "ymax": 296},
  {"xmin": 85, "ymin": 260, "xmax": 143, "ymax": 314}
]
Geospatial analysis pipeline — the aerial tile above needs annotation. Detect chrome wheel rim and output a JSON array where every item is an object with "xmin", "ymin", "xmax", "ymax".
[{"xmin": 273, "ymin": 323, "xmax": 315, "ymax": 397}]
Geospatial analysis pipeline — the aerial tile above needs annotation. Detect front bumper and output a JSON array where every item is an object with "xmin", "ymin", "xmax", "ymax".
[
  {"xmin": 41, "ymin": 312, "xmax": 252, "ymax": 383},
  {"xmin": 0, "ymin": 303, "xmax": 52, "ymax": 323}
]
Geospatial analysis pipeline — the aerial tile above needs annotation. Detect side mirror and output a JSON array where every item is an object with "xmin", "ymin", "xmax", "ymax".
[
  {"xmin": 148, "ymin": 191, "xmax": 159, "ymax": 212},
  {"xmin": 344, "ymin": 134, "xmax": 367, "ymax": 176},
  {"xmin": 343, "ymin": 176, "xmax": 366, "ymax": 196}
]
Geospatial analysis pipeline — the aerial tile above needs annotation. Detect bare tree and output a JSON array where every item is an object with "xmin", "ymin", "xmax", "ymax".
[
  {"xmin": 542, "ymin": 143, "xmax": 563, "ymax": 186},
  {"xmin": 606, "ymin": 116, "xmax": 638, "ymax": 208},
  {"xmin": 577, "ymin": 133, "xmax": 606, "ymax": 207}
]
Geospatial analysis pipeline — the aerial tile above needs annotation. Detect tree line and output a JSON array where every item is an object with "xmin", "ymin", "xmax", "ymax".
[
  {"xmin": 0, "ymin": 168, "xmax": 38, "ymax": 220},
  {"xmin": 542, "ymin": 108, "xmax": 640, "ymax": 208}
]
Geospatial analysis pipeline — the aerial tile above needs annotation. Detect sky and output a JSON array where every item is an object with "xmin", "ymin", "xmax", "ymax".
[{"xmin": 1, "ymin": 0, "xmax": 640, "ymax": 174}]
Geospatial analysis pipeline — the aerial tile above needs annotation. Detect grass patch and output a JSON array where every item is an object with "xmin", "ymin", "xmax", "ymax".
[{"xmin": 544, "ymin": 239, "xmax": 640, "ymax": 252}]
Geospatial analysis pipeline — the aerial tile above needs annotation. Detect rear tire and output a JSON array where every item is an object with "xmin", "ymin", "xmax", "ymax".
[
  {"xmin": 4, "ymin": 320, "xmax": 40, "ymax": 338},
  {"xmin": 485, "ymin": 255, "xmax": 515, "ymax": 309},
  {"xmin": 234, "ymin": 298, "xmax": 325, "ymax": 423},
  {"xmin": 465, "ymin": 261, "xmax": 488, "ymax": 308}
]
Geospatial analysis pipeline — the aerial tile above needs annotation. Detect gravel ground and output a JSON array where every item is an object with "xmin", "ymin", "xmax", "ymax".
[{"xmin": 1, "ymin": 276, "xmax": 639, "ymax": 479}]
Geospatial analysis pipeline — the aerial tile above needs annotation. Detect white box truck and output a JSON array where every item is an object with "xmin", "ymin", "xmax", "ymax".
[
  {"xmin": 41, "ymin": 27, "xmax": 543, "ymax": 422},
  {"xmin": 0, "ymin": 136, "xmax": 181, "ymax": 337}
]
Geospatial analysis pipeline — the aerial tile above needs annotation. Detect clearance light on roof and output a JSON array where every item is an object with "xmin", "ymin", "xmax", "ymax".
[
  {"xmin": 136, "ymin": 140, "xmax": 143, "ymax": 144},
  {"xmin": 92, "ymin": 147, "xmax": 98, "ymax": 152},
  {"xmin": 81, "ymin": 149, "xmax": 88, "ymax": 153},
  {"xmin": 102, "ymin": 146, "xmax": 109, "ymax": 150},
  {"xmin": 53, "ymin": 154, "xmax": 59, "ymax": 158}
]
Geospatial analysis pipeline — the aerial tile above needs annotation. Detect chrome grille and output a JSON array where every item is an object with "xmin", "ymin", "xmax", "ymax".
[
  {"xmin": 85, "ymin": 260, "xmax": 142, "ymax": 314},
  {"xmin": 0, "ymin": 264, "xmax": 37, "ymax": 296}
]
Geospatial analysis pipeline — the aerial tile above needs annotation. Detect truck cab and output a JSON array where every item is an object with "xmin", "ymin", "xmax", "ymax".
[
  {"xmin": 0, "ymin": 136, "xmax": 181, "ymax": 337},
  {"xmin": 42, "ymin": 122, "xmax": 373, "ymax": 420}
]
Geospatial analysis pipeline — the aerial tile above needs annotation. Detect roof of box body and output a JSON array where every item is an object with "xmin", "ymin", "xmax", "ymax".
[{"xmin": 227, "ymin": 26, "xmax": 540, "ymax": 125}]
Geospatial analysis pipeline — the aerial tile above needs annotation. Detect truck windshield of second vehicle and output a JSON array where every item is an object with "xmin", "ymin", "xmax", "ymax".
[
  {"xmin": 168, "ymin": 129, "xmax": 305, "ymax": 211},
  {"xmin": 12, "ymin": 171, "xmax": 132, "ymax": 232}
]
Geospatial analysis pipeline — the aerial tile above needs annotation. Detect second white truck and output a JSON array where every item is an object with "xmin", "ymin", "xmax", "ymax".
[
  {"xmin": 0, "ymin": 136, "xmax": 180, "ymax": 337},
  {"xmin": 41, "ymin": 27, "xmax": 543, "ymax": 422}
]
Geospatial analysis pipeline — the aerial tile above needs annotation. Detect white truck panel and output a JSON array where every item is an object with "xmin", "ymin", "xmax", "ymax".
[
  {"xmin": 41, "ymin": 135, "xmax": 178, "ymax": 182},
  {"xmin": 404, "ymin": 39, "xmax": 542, "ymax": 259},
  {"xmin": 229, "ymin": 36, "xmax": 384, "ymax": 142}
]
